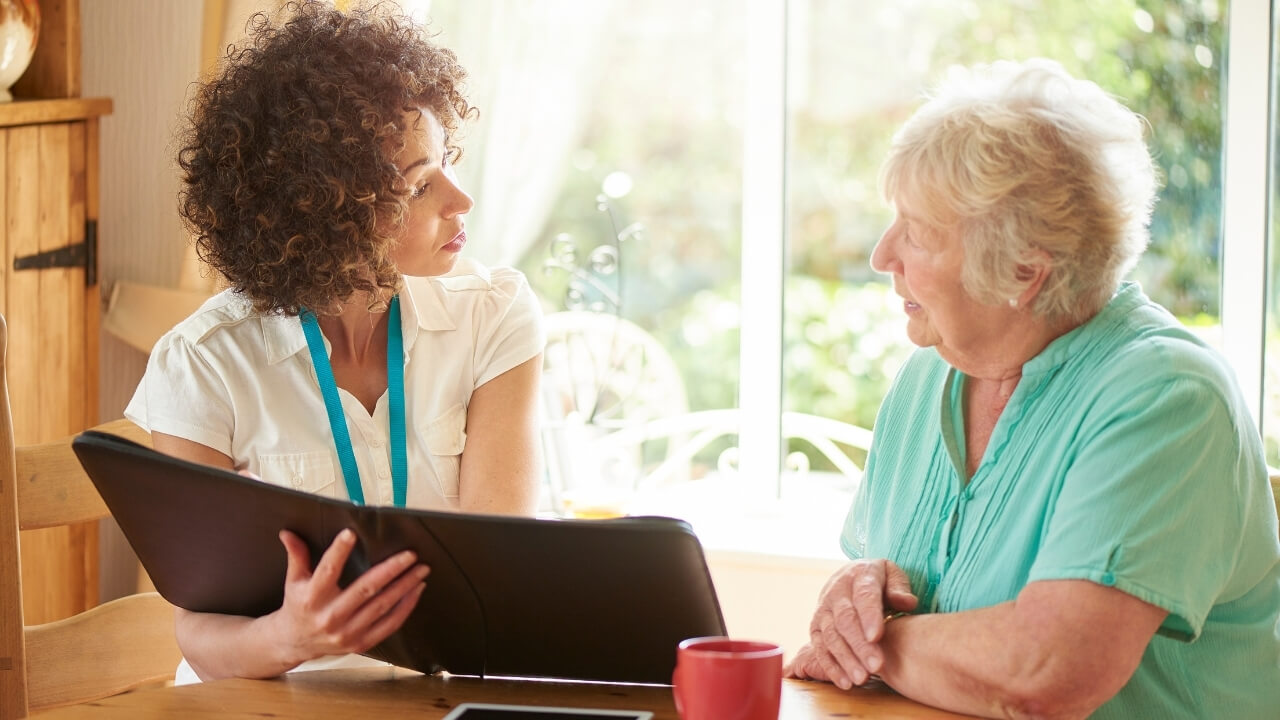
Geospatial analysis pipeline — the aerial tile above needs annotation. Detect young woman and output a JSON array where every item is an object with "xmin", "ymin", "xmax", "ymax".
[{"xmin": 126, "ymin": 0, "xmax": 544, "ymax": 683}]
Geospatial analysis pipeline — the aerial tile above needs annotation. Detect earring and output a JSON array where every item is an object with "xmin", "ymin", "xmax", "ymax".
[{"xmin": 1008, "ymin": 298, "xmax": 1018, "ymax": 308}]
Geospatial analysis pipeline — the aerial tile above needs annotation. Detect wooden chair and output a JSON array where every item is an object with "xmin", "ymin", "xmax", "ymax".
[
  {"xmin": 0, "ymin": 314, "xmax": 182, "ymax": 717},
  {"xmin": 539, "ymin": 310, "xmax": 874, "ymax": 516}
]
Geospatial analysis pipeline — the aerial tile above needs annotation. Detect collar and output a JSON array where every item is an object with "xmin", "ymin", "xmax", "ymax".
[
  {"xmin": 261, "ymin": 265, "xmax": 483, "ymax": 364},
  {"xmin": 1021, "ymin": 281, "xmax": 1146, "ymax": 376},
  {"xmin": 262, "ymin": 312, "xmax": 308, "ymax": 365},
  {"xmin": 398, "ymin": 274, "xmax": 456, "ymax": 353}
]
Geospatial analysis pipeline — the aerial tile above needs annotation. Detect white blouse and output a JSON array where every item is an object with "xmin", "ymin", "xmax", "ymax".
[
  {"xmin": 126, "ymin": 260, "xmax": 545, "ymax": 684},
  {"xmin": 125, "ymin": 259, "xmax": 546, "ymax": 510}
]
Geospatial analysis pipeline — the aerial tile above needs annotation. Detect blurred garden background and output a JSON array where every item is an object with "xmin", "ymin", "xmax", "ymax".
[{"xmin": 416, "ymin": 0, "xmax": 1254, "ymax": 474}]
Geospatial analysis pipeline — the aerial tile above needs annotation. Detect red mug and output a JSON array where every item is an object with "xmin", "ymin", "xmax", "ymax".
[{"xmin": 671, "ymin": 637, "xmax": 783, "ymax": 720}]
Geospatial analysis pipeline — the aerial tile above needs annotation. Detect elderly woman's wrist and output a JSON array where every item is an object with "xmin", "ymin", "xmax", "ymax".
[{"xmin": 872, "ymin": 613, "xmax": 912, "ymax": 689}]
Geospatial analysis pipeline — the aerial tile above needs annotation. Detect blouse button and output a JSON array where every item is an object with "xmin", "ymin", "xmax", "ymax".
[{"xmin": 291, "ymin": 473, "xmax": 303, "ymax": 488}]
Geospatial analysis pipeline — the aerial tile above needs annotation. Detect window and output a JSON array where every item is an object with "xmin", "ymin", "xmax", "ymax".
[
  {"xmin": 785, "ymin": 0, "xmax": 1226, "ymax": 440},
  {"xmin": 421, "ymin": 1, "xmax": 756, "ymax": 539},
  {"xmin": 415, "ymin": 0, "xmax": 1265, "ymax": 557}
]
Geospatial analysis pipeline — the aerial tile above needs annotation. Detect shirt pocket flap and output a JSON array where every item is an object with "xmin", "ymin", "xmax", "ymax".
[
  {"xmin": 256, "ymin": 450, "xmax": 339, "ymax": 498},
  {"xmin": 426, "ymin": 402, "xmax": 467, "ymax": 456}
]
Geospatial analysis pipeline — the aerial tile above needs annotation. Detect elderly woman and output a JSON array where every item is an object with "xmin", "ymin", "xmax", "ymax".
[
  {"xmin": 124, "ymin": 1, "xmax": 543, "ymax": 682},
  {"xmin": 786, "ymin": 59, "xmax": 1280, "ymax": 719}
]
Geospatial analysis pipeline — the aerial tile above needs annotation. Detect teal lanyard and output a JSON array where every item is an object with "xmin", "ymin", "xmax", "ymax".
[{"xmin": 298, "ymin": 296, "xmax": 408, "ymax": 507}]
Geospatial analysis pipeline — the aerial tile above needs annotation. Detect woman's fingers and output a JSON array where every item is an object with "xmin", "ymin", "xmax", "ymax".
[
  {"xmin": 784, "ymin": 644, "xmax": 830, "ymax": 682},
  {"xmin": 321, "ymin": 571, "xmax": 427, "ymax": 657},
  {"xmin": 327, "ymin": 549, "xmax": 421, "ymax": 621},
  {"xmin": 808, "ymin": 558, "xmax": 917, "ymax": 688},
  {"xmin": 849, "ymin": 562, "xmax": 889, "ymax": 642},
  {"xmin": 811, "ymin": 624, "xmax": 869, "ymax": 689},
  {"xmin": 271, "ymin": 529, "xmax": 433, "ymax": 662},
  {"xmin": 355, "ymin": 581, "xmax": 428, "ymax": 652},
  {"xmin": 802, "ymin": 560, "xmax": 919, "ymax": 692},
  {"xmin": 783, "ymin": 650, "xmax": 804, "ymax": 679},
  {"xmin": 279, "ymin": 530, "xmax": 314, "ymax": 585},
  {"xmin": 311, "ymin": 529, "xmax": 359, "ymax": 590},
  {"xmin": 811, "ymin": 605, "xmax": 857, "ymax": 687},
  {"xmin": 344, "ymin": 562, "xmax": 430, "ymax": 631},
  {"xmin": 817, "ymin": 600, "xmax": 877, "ymax": 687},
  {"xmin": 884, "ymin": 561, "xmax": 919, "ymax": 612},
  {"xmin": 808, "ymin": 628, "xmax": 847, "ymax": 687}
]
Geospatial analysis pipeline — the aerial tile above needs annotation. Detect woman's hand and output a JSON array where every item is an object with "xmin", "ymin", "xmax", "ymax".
[
  {"xmin": 808, "ymin": 559, "xmax": 917, "ymax": 689},
  {"xmin": 265, "ymin": 528, "xmax": 430, "ymax": 669},
  {"xmin": 784, "ymin": 643, "xmax": 833, "ymax": 682}
]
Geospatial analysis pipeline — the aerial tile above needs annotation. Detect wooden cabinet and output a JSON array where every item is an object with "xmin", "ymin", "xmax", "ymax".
[
  {"xmin": 2, "ymin": 98, "xmax": 111, "ymax": 624},
  {"xmin": 0, "ymin": 0, "xmax": 114, "ymax": 628}
]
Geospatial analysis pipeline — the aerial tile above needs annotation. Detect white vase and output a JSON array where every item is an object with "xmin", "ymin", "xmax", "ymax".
[{"xmin": 0, "ymin": 0, "xmax": 39, "ymax": 103}]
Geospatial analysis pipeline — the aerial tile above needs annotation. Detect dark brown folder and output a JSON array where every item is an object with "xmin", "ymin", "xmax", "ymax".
[{"xmin": 72, "ymin": 430, "xmax": 727, "ymax": 684}]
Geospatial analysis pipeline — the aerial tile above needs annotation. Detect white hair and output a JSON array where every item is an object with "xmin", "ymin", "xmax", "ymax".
[{"xmin": 880, "ymin": 58, "xmax": 1159, "ymax": 323}]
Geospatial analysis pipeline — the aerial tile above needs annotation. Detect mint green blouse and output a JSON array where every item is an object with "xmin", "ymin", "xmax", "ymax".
[{"xmin": 841, "ymin": 283, "xmax": 1280, "ymax": 719}]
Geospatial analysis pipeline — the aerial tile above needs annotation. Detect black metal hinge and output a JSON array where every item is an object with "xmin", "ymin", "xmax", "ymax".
[{"xmin": 12, "ymin": 219, "xmax": 97, "ymax": 286}]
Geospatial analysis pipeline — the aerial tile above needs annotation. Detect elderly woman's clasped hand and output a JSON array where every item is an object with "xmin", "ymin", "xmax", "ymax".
[{"xmin": 786, "ymin": 559, "xmax": 917, "ymax": 689}]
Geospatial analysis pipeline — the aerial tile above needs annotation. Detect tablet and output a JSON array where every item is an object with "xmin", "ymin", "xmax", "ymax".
[{"xmin": 440, "ymin": 704, "xmax": 653, "ymax": 720}]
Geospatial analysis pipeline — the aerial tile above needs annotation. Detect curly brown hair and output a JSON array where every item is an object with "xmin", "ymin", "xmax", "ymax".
[{"xmin": 176, "ymin": 0, "xmax": 476, "ymax": 315}]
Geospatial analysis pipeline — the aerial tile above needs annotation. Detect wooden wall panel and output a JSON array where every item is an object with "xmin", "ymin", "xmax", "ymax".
[
  {"xmin": 7, "ymin": 125, "xmax": 50, "ymax": 624},
  {"xmin": 83, "ymin": 118, "xmax": 98, "ymax": 429},
  {"xmin": 67, "ymin": 123, "xmax": 87, "ymax": 431},
  {"xmin": 0, "ymin": 129, "xmax": 6, "ymax": 321},
  {"xmin": 9, "ymin": 123, "xmax": 96, "ymax": 624},
  {"xmin": 69, "ymin": 122, "xmax": 95, "ymax": 611},
  {"xmin": 6, "ymin": 125, "xmax": 40, "ymax": 448},
  {"xmin": 38, "ymin": 123, "xmax": 71, "ymax": 441}
]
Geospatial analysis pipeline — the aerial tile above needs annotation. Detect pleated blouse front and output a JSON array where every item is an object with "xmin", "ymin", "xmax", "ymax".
[{"xmin": 839, "ymin": 283, "xmax": 1280, "ymax": 719}]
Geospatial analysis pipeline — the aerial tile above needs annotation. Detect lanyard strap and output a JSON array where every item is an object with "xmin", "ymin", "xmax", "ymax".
[{"xmin": 299, "ymin": 295, "xmax": 407, "ymax": 507}]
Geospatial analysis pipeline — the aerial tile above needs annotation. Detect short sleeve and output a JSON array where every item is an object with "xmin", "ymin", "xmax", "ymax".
[
  {"xmin": 1027, "ymin": 376, "xmax": 1251, "ymax": 640},
  {"xmin": 124, "ymin": 333, "xmax": 235, "ymax": 457},
  {"xmin": 839, "ymin": 349, "xmax": 944, "ymax": 563},
  {"xmin": 840, "ymin": 472, "xmax": 870, "ymax": 560},
  {"xmin": 473, "ymin": 269, "xmax": 545, "ymax": 388}
]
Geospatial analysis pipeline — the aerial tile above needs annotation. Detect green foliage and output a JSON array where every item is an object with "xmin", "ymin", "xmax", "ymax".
[
  {"xmin": 788, "ymin": 0, "xmax": 1225, "ymax": 317},
  {"xmin": 782, "ymin": 278, "xmax": 913, "ymax": 430},
  {"xmin": 520, "ymin": 0, "xmax": 1228, "ymax": 470}
]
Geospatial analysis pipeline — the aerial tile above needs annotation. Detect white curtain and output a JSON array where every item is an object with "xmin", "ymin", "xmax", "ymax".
[
  {"xmin": 427, "ymin": 0, "xmax": 616, "ymax": 267},
  {"xmin": 107, "ymin": 0, "xmax": 613, "ymax": 355}
]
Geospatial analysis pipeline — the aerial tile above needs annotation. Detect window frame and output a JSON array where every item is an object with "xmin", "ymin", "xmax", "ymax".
[
  {"xmin": 1222, "ymin": 0, "xmax": 1271, "ymax": 426},
  {"xmin": 739, "ymin": 0, "xmax": 1275, "ymax": 496},
  {"xmin": 739, "ymin": 0, "xmax": 788, "ymax": 495}
]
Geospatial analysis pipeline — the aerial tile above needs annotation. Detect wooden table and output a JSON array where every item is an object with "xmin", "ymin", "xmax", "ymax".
[{"xmin": 34, "ymin": 666, "xmax": 976, "ymax": 719}]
